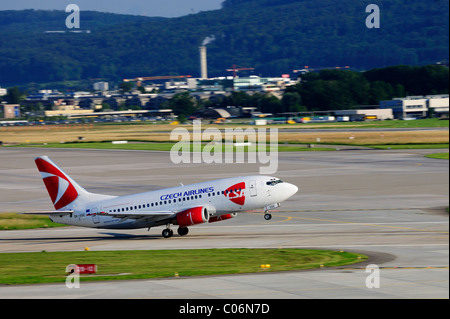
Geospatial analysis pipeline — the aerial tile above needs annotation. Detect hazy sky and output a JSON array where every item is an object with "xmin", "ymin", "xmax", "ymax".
[{"xmin": 0, "ymin": 0, "xmax": 224, "ymax": 17}]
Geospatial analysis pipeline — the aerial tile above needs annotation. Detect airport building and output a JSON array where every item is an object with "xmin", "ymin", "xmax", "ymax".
[
  {"xmin": 1, "ymin": 104, "xmax": 20, "ymax": 119},
  {"xmin": 380, "ymin": 95, "xmax": 449, "ymax": 119},
  {"xmin": 334, "ymin": 108, "xmax": 394, "ymax": 121},
  {"xmin": 233, "ymin": 76, "xmax": 296, "ymax": 92},
  {"xmin": 426, "ymin": 94, "xmax": 450, "ymax": 117}
]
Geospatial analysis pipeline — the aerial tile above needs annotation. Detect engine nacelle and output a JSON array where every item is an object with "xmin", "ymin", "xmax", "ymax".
[
  {"xmin": 176, "ymin": 206, "xmax": 210, "ymax": 227},
  {"xmin": 209, "ymin": 213, "xmax": 237, "ymax": 223}
]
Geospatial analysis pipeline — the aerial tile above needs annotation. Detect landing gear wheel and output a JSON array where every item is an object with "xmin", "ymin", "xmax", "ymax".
[
  {"xmin": 264, "ymin": 213, "xmax": 272, "ymax": 221},
  {"xmin": 177, "ymin": 227, "xmax": 189, "ymax": 236},
  {"xmin": 162, "ymin": 228, "xmax": 174, "ymax": 238}
]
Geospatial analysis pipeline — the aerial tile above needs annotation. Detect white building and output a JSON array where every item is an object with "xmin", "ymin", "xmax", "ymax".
[
  {"xmin": 0, "ymin": 87, "xmax": 7, "ymax": 97},
  {"xmin": 93, "ymin": 82, "xmax": 109, "ymax": 92},
  {"xmin": 426, "ymin": 95, "xmax": 449, "ymax": 117},
  {"xmin": 233, "ymin": 76, "xmax": 296, "ymax": 92},
  {"xmin": 380, "ymin": 95, "xmax": 449, "ymax": 119},
  {"xmin": 380, "ymin": 96, "xmax": 427, "ymax": 119}
]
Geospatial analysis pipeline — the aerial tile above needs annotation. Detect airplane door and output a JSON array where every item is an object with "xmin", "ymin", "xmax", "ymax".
[
  {"xmin": 249, "ymin": 180, "xmax": 257, "ymax": 197},
  {"xmin": 92, "ymin": 208, "xmax": 100, "ymax": 224}
]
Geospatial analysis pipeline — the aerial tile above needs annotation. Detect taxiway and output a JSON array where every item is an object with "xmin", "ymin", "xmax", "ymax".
[{"xmin": 0, "ymin": 147, "xmax": 448, "ymax": 298}]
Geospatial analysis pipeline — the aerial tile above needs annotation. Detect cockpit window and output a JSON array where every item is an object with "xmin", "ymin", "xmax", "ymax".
[{"xmin": 266, "ymin": 179, "xmax": 283, "ymax": 186}]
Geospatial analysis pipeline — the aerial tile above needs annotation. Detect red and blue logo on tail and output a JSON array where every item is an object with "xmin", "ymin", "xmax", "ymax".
[{"xmin": 35, "ymin": 157, "xmax": 79, "ymax": 210}]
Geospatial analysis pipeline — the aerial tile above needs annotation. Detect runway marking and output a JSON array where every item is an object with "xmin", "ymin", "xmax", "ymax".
[
  {"xmin": 263, "ymin": 213, "xmax": 450, "ymax": 234},
  {"xmin": 152, "ymin": 275, "xmax": 449, "ymax": 299},
  {"xmin": 271, "ymin": 208, "xmax": 422, "ymax": 213},
  {"xmin": 339, "ymin": 266, "xmax": 449, "ymax": 270},
  {"xmin": 254, "ymin": 216, "xmax": 293, "ymax": 225},
  {"xmin": 273, "ymin": 244, "xmax": 449, "ymax": 248}
]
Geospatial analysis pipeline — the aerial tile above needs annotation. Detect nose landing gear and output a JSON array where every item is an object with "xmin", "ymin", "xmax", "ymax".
[{"xmin": 263, "ymin": 203, "xmax": 279, "ymax": 221}]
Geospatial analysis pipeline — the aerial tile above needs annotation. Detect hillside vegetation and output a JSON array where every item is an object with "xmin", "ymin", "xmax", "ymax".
[{"xmin": 0, "ymin": 0, "xmax": 448, "ymax": 85}]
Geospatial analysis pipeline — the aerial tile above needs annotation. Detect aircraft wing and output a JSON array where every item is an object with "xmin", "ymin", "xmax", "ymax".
[
  {"xmin": 98, "ymin": 210, "xmax": 175, "ymax": 220},
  {"xmin": 21, "ymin": 210, "xmax": 176, "ymax": 220},
  {"xmin": 20, "ymin": 210, "xmax": 74, "ymax": 216}
]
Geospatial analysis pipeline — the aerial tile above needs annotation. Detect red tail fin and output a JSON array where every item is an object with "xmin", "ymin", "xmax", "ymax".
[{"xmin": 35, "ymin": 156, "xmax": 80, "ymax": 210}]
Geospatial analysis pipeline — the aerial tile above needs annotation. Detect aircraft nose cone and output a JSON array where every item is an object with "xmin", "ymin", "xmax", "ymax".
[
  {"xmin": 288, "ymin": 183, "xmax": 299, "ymax": 196},
  {"xmin": 282, "ymin": 183, "xmax": 298, "ymax": 199}
]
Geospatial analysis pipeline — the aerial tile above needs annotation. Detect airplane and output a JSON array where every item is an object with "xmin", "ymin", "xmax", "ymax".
[{"xmin": 24, "ymin": 156, "xmax": 298, "ymax": 238}]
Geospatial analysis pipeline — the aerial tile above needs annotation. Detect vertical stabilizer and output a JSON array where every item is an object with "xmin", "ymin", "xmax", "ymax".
[{"xmin": 35, "ymin": 156, "xmax": 90, "ymax": 210}]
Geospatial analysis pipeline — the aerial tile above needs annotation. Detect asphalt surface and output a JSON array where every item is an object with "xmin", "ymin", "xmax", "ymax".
[{"xmin": 0, "ymin": 147, "xmax": 448, "ymax": 299}]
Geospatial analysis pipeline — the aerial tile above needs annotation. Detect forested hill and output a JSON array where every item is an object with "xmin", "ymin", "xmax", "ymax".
[{"xmin": 0, "ymin": 0, "xmax": 448, "ymax": 86}]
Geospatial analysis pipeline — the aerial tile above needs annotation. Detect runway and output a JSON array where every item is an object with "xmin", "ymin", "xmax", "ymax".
[{"xmin": 0, "ymin": 147, "xmax": 448, "ymax": 299}]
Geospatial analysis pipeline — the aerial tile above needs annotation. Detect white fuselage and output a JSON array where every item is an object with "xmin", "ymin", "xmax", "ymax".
[{"xmin": 49, "ymin": 175, "xmax": 298, "ymax": 229}]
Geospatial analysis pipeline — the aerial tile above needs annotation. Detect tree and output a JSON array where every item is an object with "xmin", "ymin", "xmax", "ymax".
[
  {"xmin": 6, "ymin": 87, "xmax": 24, "ymax": 104},
  {"xmin": 119, "ymin": 82, "xmax": 133, "ymax": 94},
  {"xmin": 165, "ymin": 92, "xmax": 198, "ymax": 117},
  {"xmin": 281, "ymin": 92, "xmax": 302, "ymax": 112}
]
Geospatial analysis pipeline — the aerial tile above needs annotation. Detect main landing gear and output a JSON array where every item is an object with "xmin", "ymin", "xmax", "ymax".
[
  {"xmin": 264, "ymin": 213, "xmax": 272, "ymax": 221},
  {"xmin": 162, "ymin": 224, "xmax": 189, "ymax": 238},
  {"xmin": 162, "ymin": 228, "xmax": 173, "ymax": 238}
]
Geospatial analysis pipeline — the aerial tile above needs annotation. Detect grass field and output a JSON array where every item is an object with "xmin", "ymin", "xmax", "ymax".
[
  {"xmin": 367, "ymin": 144, "xmax": 449, "ymax": 149},
  {"xmin": 425, "ymin": 152, "xmax": 449, "ymax": 160},
  {"xmin": 13, "ymin": 141, "xmax": 336, "ymax": 152},
  {"xmin": 0, "ymin": 249, "xmax": 367, "ymax": 285},
  {"xmin": 0, "ymin": 213, "xmax": 64, "ymax": 230},
  {"xmin": 1, "ymin": 119, "xmax": 448, "ymax": 146}
]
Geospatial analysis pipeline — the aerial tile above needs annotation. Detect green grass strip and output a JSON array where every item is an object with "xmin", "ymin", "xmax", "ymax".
[
  {"xmin": 0, "ymin": 249, "xmax": 367, "ymax": 285},
  {"xmin": 367, "ymin": 143, "xmax": 449, "ymax": 149},
  {"xmin": 10, "ymin": 142, "xmax": 336, "ymax": 152},
  {"xmin": 0, "ymin": 213, "xmax": 65, "ymax": 230},
  {"xmin": 425, "ymin": 152, "xmax": 449, "ymax": 160}
]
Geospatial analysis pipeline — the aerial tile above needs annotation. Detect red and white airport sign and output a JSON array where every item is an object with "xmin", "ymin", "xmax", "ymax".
[{"xmin": 67, "ymin": 264, "xmax": 97, "ymax": 274}]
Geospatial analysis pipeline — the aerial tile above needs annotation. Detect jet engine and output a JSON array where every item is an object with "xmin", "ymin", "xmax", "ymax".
[{"xmin": 176, "ymin": 206, "xmax": 210, "ymax": 227}]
